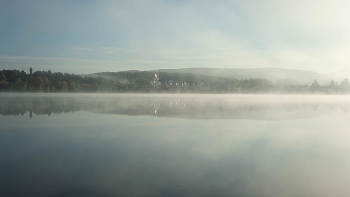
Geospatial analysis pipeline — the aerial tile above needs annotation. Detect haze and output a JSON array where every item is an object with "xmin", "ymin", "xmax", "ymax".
[{"xmin": 3, "ymin": 1, "xmax": 350, "ymax": 197}]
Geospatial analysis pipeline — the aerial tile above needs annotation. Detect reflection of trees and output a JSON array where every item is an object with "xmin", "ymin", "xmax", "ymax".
[
  {"xmin": 329, "ymin": 105, "xmax": 336, "ymax": 111},
  {"xmin": 1, "ymin": 96, "xmax": 349, "ymax": 119},
  {"xmin": 340, "ymin": 105, "xmax": 349, "ymax": 113}
]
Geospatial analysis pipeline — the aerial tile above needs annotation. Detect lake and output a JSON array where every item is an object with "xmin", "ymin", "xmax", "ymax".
[{"xmin": 1, "ymin": 93, "xmax": 350, "ymax": 197}]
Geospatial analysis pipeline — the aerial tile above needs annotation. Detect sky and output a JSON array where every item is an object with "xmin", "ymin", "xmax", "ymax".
[{"xmin": 1, "ymin": 0, "xmax": 350, "ymax": 74}]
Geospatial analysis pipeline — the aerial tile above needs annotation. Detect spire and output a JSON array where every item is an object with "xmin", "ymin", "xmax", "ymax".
[{"xmin": 30, "ymin": 68, "xmax": 33, "ymax": 79}]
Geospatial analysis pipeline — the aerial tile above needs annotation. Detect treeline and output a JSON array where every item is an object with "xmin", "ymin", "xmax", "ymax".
[
  {"xmin": 0, "ymin": 69, "xmax": 125, "ymax": 92},
  {"xmin": 1, "ymin": 69, "xmax": 350, "ymax": 94}
]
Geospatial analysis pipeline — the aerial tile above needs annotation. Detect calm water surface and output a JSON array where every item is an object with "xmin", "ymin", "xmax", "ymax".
[{"xmin": 1, "ymin": 93, "xmax": 350, "ymax": 197}]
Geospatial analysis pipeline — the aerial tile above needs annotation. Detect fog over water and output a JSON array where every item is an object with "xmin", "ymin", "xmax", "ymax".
[
  {"xmin": 2, "ymin": 93, "xmax": 350, "ymax": 120},
  {"xmin": 1, "ymin": 94, "xmax": 350, "ymax": 197}
]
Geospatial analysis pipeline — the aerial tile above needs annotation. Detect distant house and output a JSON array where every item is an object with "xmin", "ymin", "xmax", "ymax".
[
  {"xmin": 168, "ymin": 80, "xmax": 174, "ymax": 86},
  {"xmin": 175, "ymin": 82, "xmax": 180, "ymax": 86},
  {"xmin": 150, "ymin": 80, "xmax": 161, "ymax": 85},
  {"xmin": 200, "ymin": 82, "xmax": 204, "ymax": 87},
  {"xmin": 123, "ymin": 79, "xmax": 129, "ymax": 85}
]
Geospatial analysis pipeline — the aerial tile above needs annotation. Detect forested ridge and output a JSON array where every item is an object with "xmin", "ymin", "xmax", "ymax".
[{"xmin": 1, "ymin": 69, "xmax": 350, "ymax": 94}]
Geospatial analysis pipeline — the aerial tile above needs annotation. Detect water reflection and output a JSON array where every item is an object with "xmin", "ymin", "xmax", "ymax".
[
  {"xmin": 1, "ymin": 94, "xmax": 350, "ymax": 120},
  {"xmin": 2, "ymin": 94, "xmax": 350, "ymax": 197}
]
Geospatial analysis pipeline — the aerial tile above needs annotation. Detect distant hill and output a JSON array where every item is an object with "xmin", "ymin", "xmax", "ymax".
[
  {"xmin": 154, "ymin": 68, "xmax": 324, "ymax": 85},
  {"xmin": 327, "ymin": 68, "xmax": 350, "ymax": 82},
  {"xmin": 92, "ymin": 67, "xmax": 350, "ymax": 85},
  {"xmin": 88, "ymin": 70, "xmax": 232, "ymax": 85}
]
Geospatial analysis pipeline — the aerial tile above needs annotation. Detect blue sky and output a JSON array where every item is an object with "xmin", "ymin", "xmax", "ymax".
[{"xmin": 1, "ymin": 0, "xmax": 350, "ymax": 74}]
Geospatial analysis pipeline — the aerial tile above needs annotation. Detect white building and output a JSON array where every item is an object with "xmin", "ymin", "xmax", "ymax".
[{"xmin": 123, "ymin": 79, "xmax": 129, "ymax": 85}]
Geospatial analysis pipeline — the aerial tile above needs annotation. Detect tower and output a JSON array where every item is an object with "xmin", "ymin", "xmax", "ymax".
[{"xmin": 30, "ymin": 68, "xmax": 33, "ymax": 79}]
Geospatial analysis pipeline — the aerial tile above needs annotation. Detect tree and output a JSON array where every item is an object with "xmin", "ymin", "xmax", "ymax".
[
  {"xmin": 311, "ymin": 79, "xmax": 320, "ymax": 91},
  {"xmin": 340, "ymin": 78, "xmax": 350, "ymax": 93},
  {"xmin": 61, "ymin": 81, "xmax": 68, "ymax": 92},
  {"xmin": 33, "ymin": 77, "xmax": 43, "ymax": 92},
  {"xmin": 42, "ymin": 77, "xmax": 51, "ymax": 92},
  {"xmin": 0, "ymin": 71, "xmax": 7, "ymax": 84},
  {"xmin": 56, "ymin": 81, "xmax": 68, "ymax": 92},
  {"xmin": 97, "ymin": 76, "xmax": 105, "ymax": 85},
  {"xmin": 329, "ymin": 80, "xmax": 337, "ymax": 88},
  {"xmin": 328, "ymin": 80, "xmax": 338, "ymax": 93},
  {"xmin": 135, "ymin": 78, "xmax": 150, "ymax": 86},
  {"xmin": 68, "ymin": 80, "xmax": 79, "ymax": 92}
]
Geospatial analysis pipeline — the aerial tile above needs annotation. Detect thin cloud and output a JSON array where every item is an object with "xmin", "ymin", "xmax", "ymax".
[{"xmin": 72, "ymin": 47, "xmax": 95, "ymax": 51}]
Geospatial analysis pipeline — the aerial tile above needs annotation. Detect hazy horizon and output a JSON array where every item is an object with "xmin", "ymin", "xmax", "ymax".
[{"xmin": 9, "ymin": 66, "xmax": 350, "ymax": 77}]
